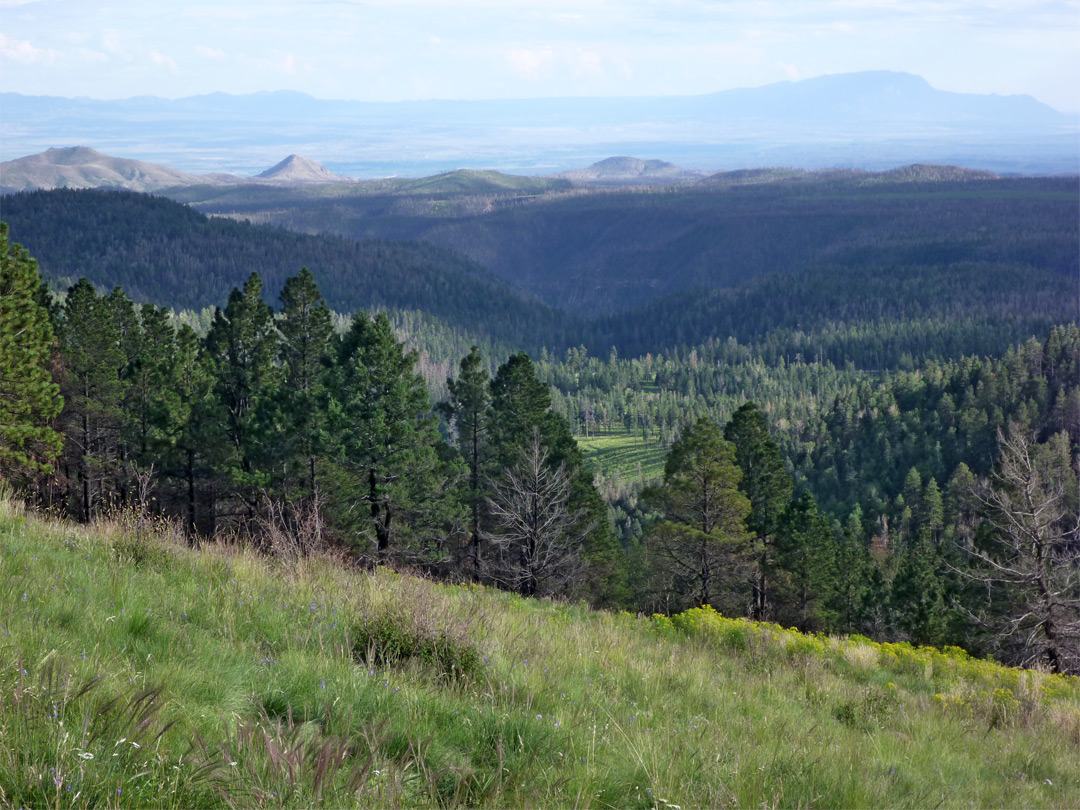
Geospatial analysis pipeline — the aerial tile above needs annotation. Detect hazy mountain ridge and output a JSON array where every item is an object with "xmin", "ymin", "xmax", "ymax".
[
  {"xmin": 3, "ymin": 71, "xmax": 1075, "ymax": 176},
  {"xmin": 0, "ymin": 147, "xmax": 358, "ymax": 193},
  {"xmin": 0, "ymin": 146, "xmax": 234, "ymax": 193},
  {"xmin": 558, "ymin": 156, "xmax": 707, "ymax": 185}
]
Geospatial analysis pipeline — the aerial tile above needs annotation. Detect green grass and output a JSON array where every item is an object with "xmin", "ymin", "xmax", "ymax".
[
  {"xmin": 579, "ymin": 429, "xmax": 666, "ymax": 483},
  {"xmin": 1, "ymin": 495, "xmax": 1078, "ymax": 809}
]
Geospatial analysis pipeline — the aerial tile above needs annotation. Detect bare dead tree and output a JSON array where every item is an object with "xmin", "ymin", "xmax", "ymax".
[
  {"xmin": 257, "ymin": 490, "xmax": 328, "ymax": 565},
  {"xmin": 483, "ymin": 432, "xmax": 588, "ymax": 598},
  {"xmin": 964, "ymin": 427, "xmax": 1080, "ymax": 674}
]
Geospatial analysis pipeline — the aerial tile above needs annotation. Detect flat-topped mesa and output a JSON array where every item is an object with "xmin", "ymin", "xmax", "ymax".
[{"xmin": 559, "ymin": 156, "xmax": 708, "ymax": 186}]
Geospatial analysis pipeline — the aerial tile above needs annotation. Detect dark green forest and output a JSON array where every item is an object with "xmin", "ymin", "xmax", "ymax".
[
  {"xmin": 171, "ymin": 172, "xmax": 1078, "ymax": 315},
  {"xmin": 3, "ymin": 186, "xmax": 1075, "ymax": 368},
  {"xmin": 1, "ymin": 172, "xmax": 1077, "ymax": 675}
]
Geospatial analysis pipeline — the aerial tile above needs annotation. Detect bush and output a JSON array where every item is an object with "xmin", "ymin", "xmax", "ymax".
[{"xmin": 352, "ymin": 614, "xmax": 483, "ymax": 681}]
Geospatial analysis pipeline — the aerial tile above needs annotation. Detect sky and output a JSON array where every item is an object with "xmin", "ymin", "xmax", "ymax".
[{"xmin": 1, "ymin": 0, "xmax": 1077, "ymax": 113}]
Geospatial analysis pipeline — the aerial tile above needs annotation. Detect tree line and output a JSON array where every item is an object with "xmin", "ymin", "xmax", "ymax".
[{"xmin": 2, "ymin": 224, "xmax": 1076, "ymax": 672}]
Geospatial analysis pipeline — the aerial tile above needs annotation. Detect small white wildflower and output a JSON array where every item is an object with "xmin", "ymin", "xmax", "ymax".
[{"xmin": 78, "ymin": 752, "xmax": 94, "ymax": 760}]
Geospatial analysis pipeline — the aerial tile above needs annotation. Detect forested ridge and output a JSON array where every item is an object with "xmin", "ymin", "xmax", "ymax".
[
  {"xmin": 3, "ymin": 187, "xmax": 1074, "ymax": 369},
  {"xmin": 1, "ymin": 189, "xmax": 577, "ymax": 353},
  {"xmin": 2, "ymin": 210, "xmax": 1077, "ymax": 673},
  {"xmin": 174, "ymin": 172, "xmax": 1079, "ymax": 315}
]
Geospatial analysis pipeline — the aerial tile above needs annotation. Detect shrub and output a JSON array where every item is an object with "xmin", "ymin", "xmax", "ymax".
[{"xmin": 352, "ymin": 614, "xmax": 483, "ymax": 681}]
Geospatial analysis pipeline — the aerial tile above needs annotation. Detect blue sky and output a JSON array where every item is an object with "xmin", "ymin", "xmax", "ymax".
[{"xmin": 1, "ymin": 0, "xmax": 1077, "ymax": 112}]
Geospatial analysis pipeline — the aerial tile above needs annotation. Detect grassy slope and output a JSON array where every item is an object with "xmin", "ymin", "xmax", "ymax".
[{"xmin": 1, "ymin": 497, "xmax": 1078, "ymax": 809}]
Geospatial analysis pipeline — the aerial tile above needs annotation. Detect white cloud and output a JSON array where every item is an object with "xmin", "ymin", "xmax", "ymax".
[
  {"xmin": 280, "ymin": 52, "xmax": 297, "ymax": 74},
  {"xmin": 505, "ymin": 47, "xmax": 554, "ymax": 79},
  {"xmin": 76, "ymin": 48, "xmax": 110, "ymax": 64},
  {"xmin": 101, "ymin": 30, "xmax": 124, "ymax": 55},
  {"xmin": 575, "ymin": 48, "xmax": 603, "ymax": 76},
  {"xmin": 195, "ymin": 45, "xmax": 226, "ymax": 60},
  {"xmin": 151, "ymin": 50, "xmax": 178, "ymax": 72},
  {"xmin": 0, "ymin": 33, "xmax": 54, "ymax": 64},
  {"xmin": 778, "ymin": 61, "xmax": 801, "ymax": 80}
]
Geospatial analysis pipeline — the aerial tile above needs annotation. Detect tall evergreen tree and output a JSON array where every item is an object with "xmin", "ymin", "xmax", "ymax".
[
  {"xmin": 831, "ymin": 506, "xmax": 871, "ymax": 634},
  {"xmin": 277, "ymin": 267, "xmax": 334, "ymax": 500},
  {"xmin": 56, "ymin": 279, "xmax": 124, "ymax": 521},
  {"xmin": 724, "ymin": 402, "xmax": 794, "ymax": 620},
  {"xmin": 487, "ymin": 352, "xmax": 619, "ymax": 601},
  {"xmin": 203, "ymin": 272, "xmax": 281, "ymax": 515},
  {"xmin": 329, "ymin": 311, "xmax": 460, "ymax": 557},
  {"xmin": 774, "ymin": 492, "xmax": 839, "ymax": 631},
  {"xmin": 170, "ymin": 325, "xmax": 218, "ymax": 534},
  {"xmin": 644, "ymin": 417, "xmax": 751, "ymax": 610},
  {"xmin": 0, "ymin": 224, "xmax": 63, "ymax": 481},
  {"xmin": 438, "ymin": 346, "xmax": 491, "ymax": 576}
]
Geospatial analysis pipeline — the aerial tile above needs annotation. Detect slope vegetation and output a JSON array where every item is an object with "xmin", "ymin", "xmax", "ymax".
[
  {"xmin": 181, "ymin": 172, "xmax": 1079, "ymax": 315},
  {"xmin": 1, "ymin": 496, "xmax": 1078, "ymax": 809},
  {"xmin": 0, "ymin": 189, "xmax": 576, "ymax": 351}
]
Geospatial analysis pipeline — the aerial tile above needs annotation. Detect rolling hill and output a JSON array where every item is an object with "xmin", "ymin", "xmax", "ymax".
[
  {"xmin": 178, "ymin": 170, "xmax": 1079, "ymax": 316},
  {"xmin": 0, "ymin": 189, "xmax": 577, "ymax": 352},
  {"xmin": 0, "ymin": 147, "xmax": 365, "ymax": 193}
]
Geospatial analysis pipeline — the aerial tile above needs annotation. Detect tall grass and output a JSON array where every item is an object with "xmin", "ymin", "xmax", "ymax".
[{"xmin": 1, "ymin": 490, "xmax": 1077, "ymax": 808}]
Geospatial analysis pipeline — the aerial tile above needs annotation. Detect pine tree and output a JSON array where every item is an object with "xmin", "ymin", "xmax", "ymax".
[
  {"xmin": 438, "ymin": 346, "xmax": 490, "ymax": 576},
  {"xmin": 644, "ymin": 417, "xmax": 751, "ymax": 610},
  {"xmin": 724, "ymin": 401, "xmax": 794, "ymax": 620},
  {"xmin": 277, "ymin": 267, "xmax": 334, "ymax": 500},
  {"xmin": 831, "ymin": 506, "xmax": 871, "ymax": 634},
  {"xmin": 329, "ymin": 311, "xmax": 461, "ymax": 558},
  {"xmin": 56, "ymin": 279, "xmax": 124, "ymax": 521},
  {"xmin": 0, "ymin": 224, "xmax": 63, "ymax": 481},
  {"xmin": 203, "ymin": 272, "xmax": 281, "ymax": 514},
  {"xmin": 487, "ymin": 352, "xmax": 619, "ymax": 600},
  {"xmin": 774, "ymin": 492, "xmax": 839, "ymax": 631}
]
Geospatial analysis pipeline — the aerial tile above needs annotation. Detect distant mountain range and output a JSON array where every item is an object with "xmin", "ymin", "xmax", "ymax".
[
  {"xmin": 2, "ymin": 71, "xmax": 1076, "ymax": 176},
  {"xmin": 0, "ymin": 147, "xmax": 1011, "ymax": 195}
]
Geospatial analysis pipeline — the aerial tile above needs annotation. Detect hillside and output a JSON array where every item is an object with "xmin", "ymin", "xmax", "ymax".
[
  {"xmin": 0, "ymin": 146, "xmax": 235, "ymax": 193},
  {"xmin": 0, "ymin": 147, "xmax": 370, "ymax": 193},
  {"xmin": 178, "ymin": 171, "xmax": 1079, "ymax": 317},
  {"xmin": 3, "ymin": 184, "xmax": 1074, "ymax": 369},
  {"xmin": 0, "ymin": 189, "xmax": 577, "ymax": 352},
  {"xmin": 557, "ymin": 156, "xmax": 707, "ymax": 186},
  {"xmin": 2, "ymin": 495, "xmax": 1077, "ymax": 808}
]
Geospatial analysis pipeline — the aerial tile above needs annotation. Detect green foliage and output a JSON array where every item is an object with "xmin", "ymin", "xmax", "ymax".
[
  {"xmin": 0, "ymin": 223, "xmax": 63, "ymax": 478},
  {"xmin": 2, "ymin": 189, "xmax": 578, "ymax": 354},
  {"xmin": 353, "ymin": 611, "xmax": 483, "ymax": 681},
  {"xmin": 276, "ymin": 266, "xmax": 335, "ymax": 500},
  {"xmin": 438, "ymin": 346, "xmax": 491, "ymax": 573},
  {"xmin": 644, "ymin": 417, "xmax": 751, "ymax": 609},
  {"xmin": 4, "ymin": 496, "xmax": 1079, "ymax": 809},
  {"xmin": 328, "ymin": 311, "xmax": 461, "ymax": 556},
  {"xmin": 724, "ymin": 402, "xmax": 795, "ymax": 619}
]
